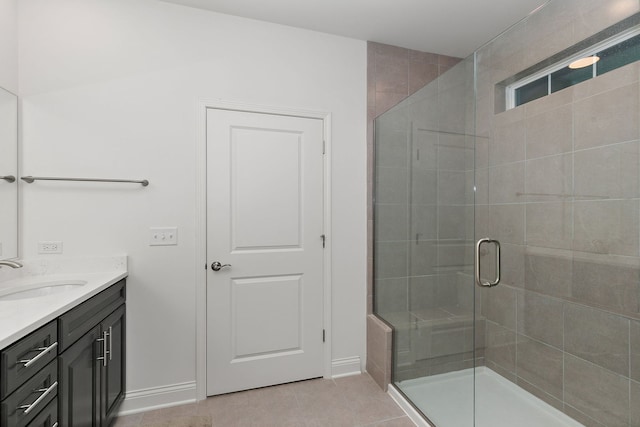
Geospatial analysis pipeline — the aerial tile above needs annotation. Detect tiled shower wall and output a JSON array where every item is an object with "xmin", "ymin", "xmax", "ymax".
[
  {"xmin": 366, "ymin": 41, "xmax": 460, "ymax": 390},
  {"xmin": 476, "ymin": 2, "xmax": 640, "ymax": 426}
]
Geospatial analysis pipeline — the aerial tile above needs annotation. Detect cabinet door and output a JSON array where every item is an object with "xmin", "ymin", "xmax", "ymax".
[
  {"xmin": 101, "ymin": 305, "xmax": 125, "ymax": 427},
  {"xmin": 59, "ymin": 325, "xmax": 101, "ymax": 427}
]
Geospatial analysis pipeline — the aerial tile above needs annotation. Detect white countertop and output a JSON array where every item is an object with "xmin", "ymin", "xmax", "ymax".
[{"xmin": 0, "ymin": 256, "xmax": 128, "ymax": 350}]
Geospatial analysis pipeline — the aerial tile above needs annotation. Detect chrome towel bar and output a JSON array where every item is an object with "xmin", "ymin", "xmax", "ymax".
[{"xmin": 21, "ymin": 176, "xmax": 149, "ymax": 186}]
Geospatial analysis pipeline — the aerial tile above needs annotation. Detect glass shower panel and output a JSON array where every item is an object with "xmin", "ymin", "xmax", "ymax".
[
  {"xmin": 475, "ymin": 2, "xmax": 640, "ymax": 427},
  {"xmin": 374, "ymin": 55, "xmax": 477, "ymax": 427}
]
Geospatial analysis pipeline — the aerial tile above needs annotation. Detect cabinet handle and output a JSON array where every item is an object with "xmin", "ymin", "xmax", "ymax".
[
  {"xmin": 52, "ymin": 423, "xmax": 58, "ymax": 427},
  {"xmin": 97, "ymin": 330, "xmax": 109, "ymax": 367},
  {"xmin": 18, "ymin": 342, "xmax": 58, "ymax": 368},
  {"xmin": 109, "ymin": 326, "xmax": 113, "ymax": 361},
  {"xmin": 17, "ymin": 381, "xmax": 57, "ymax": 415}
]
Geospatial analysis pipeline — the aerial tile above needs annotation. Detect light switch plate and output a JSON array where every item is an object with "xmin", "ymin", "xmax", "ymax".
[{"xmin": 150, "ymin": 227, "xmax": 178, "ymax": 246}]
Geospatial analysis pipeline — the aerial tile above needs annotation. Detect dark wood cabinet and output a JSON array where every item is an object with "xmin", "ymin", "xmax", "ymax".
[
  {"xmin": 58, "ymin": 325, "xmax": 101, "ymax": 427},
  {"xmin": 0, "ymin": 278, "xmax": 126, "ymax": 427},
  {"xmin": 58, "ymin": 279, "xmax": 126, "ymax": 427},
  {"xmin": 100, "ymin": 305, "xmax": 125, "ymax": 427}
]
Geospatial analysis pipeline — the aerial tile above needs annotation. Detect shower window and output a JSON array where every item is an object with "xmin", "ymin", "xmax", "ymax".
[{"xmin": 508, "ymin": 27, "xmax": 640, "ymax": 109}]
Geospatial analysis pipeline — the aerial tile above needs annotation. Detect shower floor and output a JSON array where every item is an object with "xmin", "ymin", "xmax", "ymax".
[{"xmin": 398, "ymin": 367, "xmax": 584, "ymax": 427}]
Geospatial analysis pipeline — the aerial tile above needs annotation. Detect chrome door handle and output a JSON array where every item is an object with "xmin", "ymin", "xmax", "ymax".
[
  {"xmin": 97, "ymin": 330, "xmax": 109, "ymax": 367},
  {"xmin": 211, "ymin": 261, "xmax": 232, "ymax": 271},
  {"xmin": 475, "ymin": 238, "xmax": 501, "ymax": 287},
  {"xmin": 0, "ymin": 175, "xmax": 15, "ymax": 183}
]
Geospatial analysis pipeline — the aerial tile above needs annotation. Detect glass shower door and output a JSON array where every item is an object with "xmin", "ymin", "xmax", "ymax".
[{"xmin": 374, "ymin": 54, "xmax": 478, "ymax": 427}]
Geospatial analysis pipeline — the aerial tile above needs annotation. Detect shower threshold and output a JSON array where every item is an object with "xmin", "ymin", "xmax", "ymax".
[{"xmin": 394, "ymin": 367, "xmax": 584, "ymax": 427}]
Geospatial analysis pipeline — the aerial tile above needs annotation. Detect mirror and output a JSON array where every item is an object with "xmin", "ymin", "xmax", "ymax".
[{"xmin": 0, "ymin": 86, "xmax": 18, "ymax": 260}]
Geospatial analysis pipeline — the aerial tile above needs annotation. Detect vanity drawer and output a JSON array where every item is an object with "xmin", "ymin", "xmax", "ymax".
[
  {"xmin": 25, "ymin": 398, "xmax": 57, "ymax": 427},
  {"xmin": 58, "ymin": 279, "xmax": 126, "ymax": 352},
  {"xmin": 0, "ymin": 359, "xmax": 57, "ymax": 427},
  {"xmin": 0, "ymin": 321, "xmax": 57, "ymax": 400}
]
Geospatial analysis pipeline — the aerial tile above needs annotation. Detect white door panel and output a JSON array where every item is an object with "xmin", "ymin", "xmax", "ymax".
[{"xmin": 206, "ymin": 109, "xmax": 324, "ymax": 395}]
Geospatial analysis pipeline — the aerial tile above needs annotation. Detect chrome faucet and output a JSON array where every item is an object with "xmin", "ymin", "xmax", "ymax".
[{"xmin": 0, "ymin": 260, "xmax": 23, "ymax": 268}]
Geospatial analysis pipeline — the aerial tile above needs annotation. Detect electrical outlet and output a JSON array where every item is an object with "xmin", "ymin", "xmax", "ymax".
[
  {"xmin": 38, "ymin": 241, "xmax": 63, "ymax": 254},
  {"xmin": 149, "ymin": 227, "xmax": 178, "ymax": 246}
]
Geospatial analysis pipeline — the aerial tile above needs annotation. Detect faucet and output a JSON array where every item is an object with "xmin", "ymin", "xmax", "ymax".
[{"xmin": 0, "ymin": 260, "xmax": 23, "ymax": 268}]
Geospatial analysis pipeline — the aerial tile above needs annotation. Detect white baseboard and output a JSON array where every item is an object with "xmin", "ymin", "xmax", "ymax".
[
  {"xmin": 331, "ymin": 356, "xmax": 362, "ymax": 378},
  {"xmin": 118, "ymin": 381, "xmax": 197, "ymax": 415}
]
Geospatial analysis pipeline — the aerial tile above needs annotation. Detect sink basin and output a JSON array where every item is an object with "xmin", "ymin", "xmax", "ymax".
[{"xmin": 0, "ymin": 280, "xmax": 88, "ymax": 301}]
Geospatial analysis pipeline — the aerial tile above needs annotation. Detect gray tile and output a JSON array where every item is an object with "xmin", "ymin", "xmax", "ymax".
[
  {"xmin": 574, "ymin": 141, "xmax": 640, "ymax": 200},
  {"xmin": 524, "ymin": 153, "xmax": 572, "ymax": 203},
  {"xmin": 517, "ymin": 290, "xmax": 563, "ymax": 349},
  {"xmin": 564, "ymin": 354, "xmax": 630, "ymax": 427},
  {"xmin": 524, "ymin": 252, "xmax": 572, "ymax": 298},
  {"xmin": 525, "ymin": 202, "xmax": 572, "ymax": 250},
  {"xmin": 409, "ymin": 168, "xmax": 437, "ymax": 205},
  {"xmin": 525, "ymin": 104, "xmax": 573, "ymax": 159},
  {"xmin": 437, "ymin": 133, "xmax": 468, "ymax": 171},
  {"xmin": 488, "ymin": 163, "xmax": 525, "ymax": 204},
  {"xmin": 564, "ymin": 303, "xmax": 629, "ymax": 376},
  {"xmin": 489, "ymin": 118, "xmax": 525, "ymax": 166},
  {"xmin": 573, "ymin": 200, "xmax": 640, "ymax": 256},
  {"xmin": 562, "ymin": 405, "xmax": 607, "ymax": 427},
  {"xmin": 482, "ymin": 285, "xmax": 516, "ymax": 329},
  {"xmin": 485, "ymin": 321, "xmax": 516, "ymax": 374},
  {"xmin": 375, "ymin": 128, "xmax": 409, "ymax": 169},
  {"xmin": 632, "ymin": 320, "xmax": 640, "ymax": 382},
  {"xmin": 516, "ymin": 378, "xmax": 564, "ymax": 413},
  {"xmin": 409, "ymin": 240, "xmax": 437, "ymax": 277},
  {"xmin": 437, "ymin": 205, "xmax": 467, "ymax": 240},
  {"xmin": 375, "ymin": 167, "xmax": 409, "ymax": 204},
  {"xmin": 374, "ymin": 278, "xmax": 408, "ymax": 314},
  {"xmin": 411, "ymin": 205, "xmax": 437, "ymax": 241},
  {"xmin": 571, "ymin": 257, "xmax": 640, "ymax": 314},
  {"xmin": 437, "ymin": 170, "xmax": 466, "ymax": 205},
  {"xmin": 411, "ymin": 128, "xmax": 437, "ymax": 169},
  {"xmin": 500, "ymin": 243, "xmax": 524, "ymax": 287},
  {"xmin": 408, "ymin": 275, "xmax": 438, "ymax": 311},
  {"xmin": 490, "ymin": 204, "xmax": 525, "ymax": 245},
  {"xmin": 574, "ymin": 83, "xmax": 640, "ymax": 150},
  {"xmin": 375, "ymin": 241, "xmax": 408, "ymax": 279},
  {"xmin": 374, "ymin": 204, "xmax": 408, "ymax": 242},
  {"xmin": 516, "ymin": 335, "xmax": 563, "ymax": 399}
]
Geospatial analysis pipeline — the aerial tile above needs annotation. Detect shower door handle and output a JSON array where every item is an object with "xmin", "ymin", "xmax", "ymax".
[{"xmin": 475, "ymin": 238, "xmax": 501, "ymax": 287}]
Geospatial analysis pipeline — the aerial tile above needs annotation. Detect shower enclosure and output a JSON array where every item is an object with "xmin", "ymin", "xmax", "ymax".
[{"xmin": 373, "ymin": 1, "xmax": 640, "ymax": 426}]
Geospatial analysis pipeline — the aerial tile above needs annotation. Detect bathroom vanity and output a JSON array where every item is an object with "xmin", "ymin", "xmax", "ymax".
[{"xmin": 0, "ymin": 261, "xmax": 127, "ymax": 427}]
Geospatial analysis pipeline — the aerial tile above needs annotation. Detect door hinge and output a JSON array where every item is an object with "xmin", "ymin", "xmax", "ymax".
[
  {"xmin": 321, "ymin": 234, "xmax": 326, "ymax": 248},
  {"xmin": 323, "ymin": 329, "xmax": 326, "ymax": 342}
]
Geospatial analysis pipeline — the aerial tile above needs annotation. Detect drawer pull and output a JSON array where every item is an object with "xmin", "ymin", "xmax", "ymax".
[
  {"xmin": 18, "ymin": 342, "xmax": 58, "ymax": 368},
  {"xmin": 17, "ymin": 381, "xmax": 57, "ymax": 415}
]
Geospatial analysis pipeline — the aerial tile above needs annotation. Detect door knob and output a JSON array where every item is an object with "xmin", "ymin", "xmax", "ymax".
[{"xmin": 211, "ymin": 261, "xmax": 232, "ymax": 271}]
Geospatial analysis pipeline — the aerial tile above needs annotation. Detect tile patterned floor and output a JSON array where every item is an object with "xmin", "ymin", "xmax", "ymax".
[{"xmin": 114, "ymin": 374, "xmax": 415, "ymax": 427}]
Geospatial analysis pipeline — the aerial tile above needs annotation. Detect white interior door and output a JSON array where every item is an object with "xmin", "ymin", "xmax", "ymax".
[{"xmin": 206, "ymin": 108, "xmax": 325, "ymax": 396}]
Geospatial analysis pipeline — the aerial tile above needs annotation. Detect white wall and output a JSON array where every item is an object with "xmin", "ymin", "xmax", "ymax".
[
  {"xmin": 18, "ymin": 0, "xmax": 367, "ymax": 410},
  {"xmin": 0, "ymin": 0, "xmax": 17, "ymax": 93}
]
